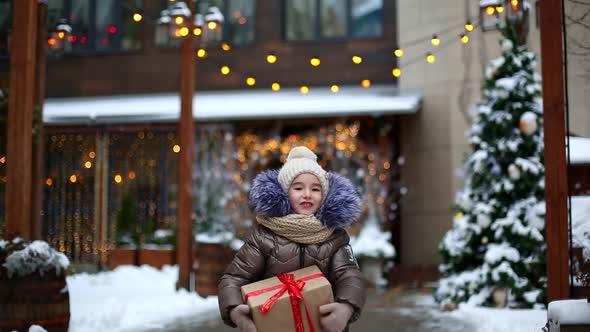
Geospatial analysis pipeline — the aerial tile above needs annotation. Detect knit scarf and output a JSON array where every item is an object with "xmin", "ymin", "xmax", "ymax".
[{"xmin": 256, "ymin": 214, "xmax": 334, "ymax": 244}]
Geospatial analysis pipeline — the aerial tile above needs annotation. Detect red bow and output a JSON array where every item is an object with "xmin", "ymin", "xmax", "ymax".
[{"xmin": 245, "ymin": 273, "xmax": 324, "ymax": 332}]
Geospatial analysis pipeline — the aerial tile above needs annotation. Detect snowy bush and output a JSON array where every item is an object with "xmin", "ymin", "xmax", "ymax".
[{"xmin": 0, "ymin": 237, "xmax": 70, "ymax": 279}]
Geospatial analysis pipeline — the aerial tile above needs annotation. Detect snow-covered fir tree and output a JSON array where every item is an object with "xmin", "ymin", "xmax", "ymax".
[{"xmin": 435, "ymin": 26, "xmax": 546, "ymax": 308}]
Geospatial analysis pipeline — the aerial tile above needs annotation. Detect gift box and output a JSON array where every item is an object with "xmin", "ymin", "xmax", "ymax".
[{"xmin": 241, "ymin": 265, "xmax": 334, "ymax": 332}]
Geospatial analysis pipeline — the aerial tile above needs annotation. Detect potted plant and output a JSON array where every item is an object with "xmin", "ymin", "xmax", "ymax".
[
  {"xmin": 350, "ymin": 202, "xmax": 396, "ymax": 290},
  {"xmin": 138, "ymin": 226, "xmax": 177, "ymax": 269},
  {"xmin": 108, "ymin": 191, "xmax": 140, "ymax": 270},
  {"xmin": 0, "ymin": 237, "xmax": 71, "ymax": 331}
]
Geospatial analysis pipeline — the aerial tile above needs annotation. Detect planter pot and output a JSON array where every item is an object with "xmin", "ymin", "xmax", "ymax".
[
  {"xmin": 107, "ymin": 247, "xmax": 137, "ymax": 270},
  {"xmin": 359, "ymin": 257, "xmax": 386, "ymax": 289},
  {"xmin": 138, "ymin": 246, "xmax": 176, "ymax": 269},
  {"xmin": 193, "ymin": 243, "xmax": 235, "ymax": 297},
  {"xmin": 0, "ymin": 274, "xmax": 70, "ymax": 332}
]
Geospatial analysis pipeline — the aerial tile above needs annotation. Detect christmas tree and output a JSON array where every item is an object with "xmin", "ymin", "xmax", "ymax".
[{"xmin": 435, "ymin": 26, "xmax": 546, "ymax": 308}]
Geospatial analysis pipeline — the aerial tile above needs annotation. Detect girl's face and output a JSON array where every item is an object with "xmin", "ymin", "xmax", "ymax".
[{"xmin": 288, "ymin": 173, "xmax": 323, "ymax": 216}]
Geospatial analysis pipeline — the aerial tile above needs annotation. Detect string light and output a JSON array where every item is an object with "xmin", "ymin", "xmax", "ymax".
[
  {"xmin": 69, "ymin": 174, "xmax": 77, "ymax": 183},
  {"xmin": 352, "ymin": 55, "xmax": 362, "ymax": 64},
  {"xmin": 221, "ymin": 65, "xmax": 231, "ymax": 75},
  {"xmin": 426, "ymin": 53, "xmax": 436, "ymax": 63},
  {"xmin": 208, "ymin": 21, "xmax": 218, "ymax": 30},
  {"xmin": 461, "ymin": 34, "xmax": 470, "ymax": 44},
  {"xmin": 133, "ymin": 13, "xmax": 143, "ymax": 22},
  {"xmin": 266, "ymin": 53, "xmax": 277, "ymax": 64},
  {"xmin": 392, "ymin": 68, "xmax": 401, "ymax": 78},
  {"xmin": 485, "ymin": 6, "xmax": 496, "ymax": 15},
  {"xmin": 128, "ymin": 171, "xmax": 136, "ymax": 180},
  {"xmin": 89, "ymin": 151, "xmax": 96, "ymax": 158},
  {"xmin": 361, "ymin": 79, "xmax": 371, "ymax": 88},
  {"xmin": 84, "ymin": 161, "xmax": 92, "ymax": 169},
  {"xmin": 300, "ymin": 86, "xmax": 310, "ymax": 94},
  {"xmin": 173, "ymin": 144, "xmax": 181, "ymax": 153},
  {"xmin": 271, "ymin": 82, "xmax": 281, "ymax": 91},
  {"xmin": 330, "ymin": 85, "xmax": 339, "ymax": 93},
  {"xmin": 394, "ymin": 47, "xmax": 404, "ymax": 57},
  {"xmin": 496, "ymin": 6, "xmax": 504, "ymax": 13},
  {"xmin": 510, "ymin": 0, "xmax": 519, "ymax": 9},
  {"xmin": 310, "ymin": 57, "xmax": 321, "ymax": 67},
  {"xmin": 193, "ymin": 27, "xmax": 202, "ymax": 36},
  {"xmin": 178, "ymin": 27, "xmax": 189, "ymax": 37},
  {"xmin": 0, "ymin": 156, "xmax": 5, "ymax": 163},
  {"xmin": 465, "ymin": 21, "xmax": 474, "ymax": 32},
  {"xmin": 246, "ymin": 77, "xmax": 256, "ymax": 86},
  {"xmin": 431, "ymin": 34, "xmax": 440, "ymax": 46},
  {"xmin": 114, "ymin": 174, "xmax": 123, "ymax": 184},
  {"xmin": 222, "ymin": 43, "xmax": 231, "ymax": 51},
  {"xmin": 196, "ymin": 48, "xmax": 207, "ymax": 58},
  {"xmin": 175, "ymin": 16, "xmax": 184, "ymax": 25},
  {"xmin": 45, "ymin": 178, "xmax": 53, "ymax": 186}
]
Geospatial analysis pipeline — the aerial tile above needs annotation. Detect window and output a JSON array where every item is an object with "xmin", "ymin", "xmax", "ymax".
[
  {"xmin": 158, "ymin": 0, "xmax": 256, "ymax": 48},
  {"xmin": 47, "ymin": 0, "xmax": 143, "ymax": 53},
  {"xmin": 285, "ymin": 0, "xmax": 383, "ymax": 41}
]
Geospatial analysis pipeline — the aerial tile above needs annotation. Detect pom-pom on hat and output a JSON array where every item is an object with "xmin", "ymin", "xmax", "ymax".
[{"xmin": 278, "ymin": 146, "xmax": 329, "ymax": 197}]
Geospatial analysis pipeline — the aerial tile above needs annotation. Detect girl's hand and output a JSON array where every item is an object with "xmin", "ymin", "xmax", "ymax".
[
  {"xmin": 230, "ymin": 304, "xmax": 257, "ymax": 332},
  {"xmin": 319, "ymin": 302, "xmax": 354, "ymax": 332}
]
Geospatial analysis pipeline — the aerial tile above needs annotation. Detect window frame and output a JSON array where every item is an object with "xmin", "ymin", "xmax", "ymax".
[
  {"xmin": 283, "ymin": 0, "xmax": 384, "ymax": 43},
  {"xmin": 54, "ymin": 0, "xmax": 143, "ymax": 56}
]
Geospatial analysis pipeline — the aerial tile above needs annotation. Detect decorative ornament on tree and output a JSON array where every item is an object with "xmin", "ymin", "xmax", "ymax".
[
  {"xmin": 519, "ymin": 111, "xmax": 538, "ymax": 135},
  {"xmin": 508, "ymin": 164, "xmax": 521, "ymax": 180},
  {"xmin": 501, "ymin": 38, "xmax": 513, "ymax": 52}
]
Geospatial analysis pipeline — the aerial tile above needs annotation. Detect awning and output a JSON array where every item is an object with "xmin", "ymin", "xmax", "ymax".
[{"xmin": 43, "ymin": 84, "xmax": 422, "ymax": 125}]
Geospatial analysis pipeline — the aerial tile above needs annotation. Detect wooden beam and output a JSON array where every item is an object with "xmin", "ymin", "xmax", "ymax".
[
  {"xmin": 539, "ymin": 0, "xmax": 570, "ymax": 301},
  {"xmin": 6, "ymin": 0, "xmax": 38, "ymax": 240},
  {"xmin": 31, "ymin": 1, "xmax": 48, "ymax": 240},
  {"xmin": 177, "ymin": 2, "xmax": 195, "ymax": 290}
]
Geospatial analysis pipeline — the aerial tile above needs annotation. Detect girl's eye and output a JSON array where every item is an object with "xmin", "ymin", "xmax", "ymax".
[{"xmin": 312, "ymin": 188, "xmax": 320, "ymax": 192}]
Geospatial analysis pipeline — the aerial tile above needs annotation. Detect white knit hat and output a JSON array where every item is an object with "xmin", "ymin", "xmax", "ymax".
[{"xmin": 278, "ymin": 146, "xmax": 329, "ymax": 197}]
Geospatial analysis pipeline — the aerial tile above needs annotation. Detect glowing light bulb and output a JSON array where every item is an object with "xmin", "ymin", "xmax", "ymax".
[
  {"xmin": 246, "ymin": 77, "xmax": 256, "ymax": 86},
  {"xmin": 266, "ymin": 53, "xmax": 277, "ymax": 64},
  {"xmin": 394, "ymin": 48, "xmax": 404, "ymax": 58},
  {"xmin": 352, "ymin": 55, "xmax": 363, "ymax": 64},
  {"xmin": 426, "ymin": 53, "xmax": 436, "ymax": 63},
  {"xmin": 392, "ymin": 68, "xmax": 401, "ymax": 78}
]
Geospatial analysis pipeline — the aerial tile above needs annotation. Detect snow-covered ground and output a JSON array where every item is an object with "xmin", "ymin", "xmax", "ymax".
[
  {"xmin": 66, "ymin": 265, "xmax": 219, "ymax": 332},
  {"xmin": 58, "ymin": 265, "xmax": 547, "ymax": 332}
]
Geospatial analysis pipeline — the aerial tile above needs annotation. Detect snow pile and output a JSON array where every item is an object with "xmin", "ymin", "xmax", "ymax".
[
  {"xmin": 1, "ymin": 238, "xmax": 70, "ymax": 278},
  {"xmin": 548, "ymin": 299, "xmax": 590, "ymax": 325},
  {"xmin": 67, "ymin": 265, "xmax": 219, "ymax": 332},
  {"xmin": 569, "ymin": 136, "xmax": 590, "ymax": 164}
]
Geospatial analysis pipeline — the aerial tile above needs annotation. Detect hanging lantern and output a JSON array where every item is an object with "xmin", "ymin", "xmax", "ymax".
[
  {"xmin": 169, "ymin": 2, "xmax": 191, "ymax": 39},
  {"xmin": 479, "ymin": 0, "xmax": 503, "ymax": 31},
  {"xmin": 155, "ymin": 9, "xmax": 171, "ymax": 47},
  {"xmin": 505, "ymin": 0, "xmax": 528, "ymax": 25},
  {"xmin": 205, "ymin": 6, "xmax": 224, "ymax": 43},
  {"xmin": 48, "ymin": 19, "xmax": 72, "ymax": 54}
]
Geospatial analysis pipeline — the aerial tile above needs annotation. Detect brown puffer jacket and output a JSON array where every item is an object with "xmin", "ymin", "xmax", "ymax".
[{"xmin": 218, "ymin": 224, "xmax": 367, "ymax": 328}]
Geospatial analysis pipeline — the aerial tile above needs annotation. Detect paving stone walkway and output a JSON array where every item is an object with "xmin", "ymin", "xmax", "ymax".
[{"xmin": 160, "ymin": 287, "xmax": 476, "ymax": 332}]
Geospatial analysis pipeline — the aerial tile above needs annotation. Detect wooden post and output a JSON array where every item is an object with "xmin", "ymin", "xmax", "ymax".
[
  {"xmin": 177, "ymin": 1, "xmax": 195, "ymax": 290},
  {"xmin": 539, "ymin": 0, "xmax": 570, "ymax": 301},
  {"xmin": 6, "ymin": 0, "xmax": 38, "ymax": 240},
  {"xmin": 31, "ymin": 1, "xmax": 48, "ymax": 240},
  {"xmin": 94, "ymin": 132, "xmax": 109, "ymax": 266}
]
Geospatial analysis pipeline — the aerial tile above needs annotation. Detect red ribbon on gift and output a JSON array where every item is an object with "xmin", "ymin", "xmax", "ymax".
[{"xmin": 244, "ymin": 272, "xmax": 324, "ymax": 332}]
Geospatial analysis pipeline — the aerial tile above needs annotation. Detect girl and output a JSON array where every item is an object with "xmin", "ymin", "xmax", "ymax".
[{"xmin": 218, "ymin": 146, "xmax": 367, "ymax": 332}]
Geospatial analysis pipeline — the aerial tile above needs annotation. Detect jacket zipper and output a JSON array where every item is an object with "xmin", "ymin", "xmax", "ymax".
[{"xmin": 299, "ymin": 244, "xmax": 305, "ymax": 268}]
